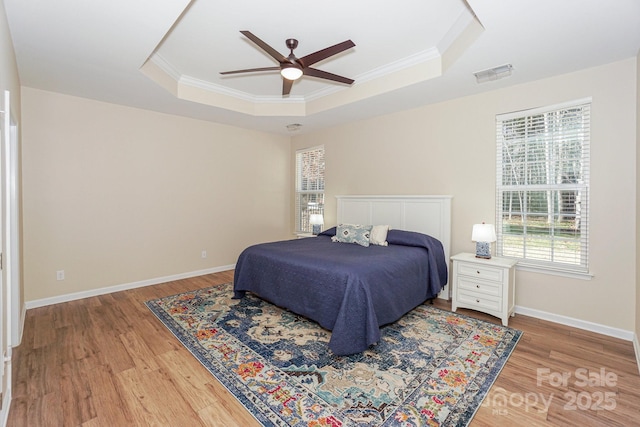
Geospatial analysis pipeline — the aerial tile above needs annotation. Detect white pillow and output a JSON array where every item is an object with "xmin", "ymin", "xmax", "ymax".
[{"xmin": 369, "ymin": 225, "xmax": 389, "ymax": 246}]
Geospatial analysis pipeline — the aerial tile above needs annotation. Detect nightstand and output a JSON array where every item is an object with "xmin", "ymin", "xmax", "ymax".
[
  {"xmin": 450, "ymin": 252, "xmax": 517, "ymax": 326},
  {"xmin": 296, "ymin": 233, "xmax": 315, "ymax": 239}
]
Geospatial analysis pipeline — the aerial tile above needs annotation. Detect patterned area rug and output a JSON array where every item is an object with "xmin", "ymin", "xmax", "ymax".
[{"xmin": 146, "ymin": 283, "xmax": 522, "ymax": 427}]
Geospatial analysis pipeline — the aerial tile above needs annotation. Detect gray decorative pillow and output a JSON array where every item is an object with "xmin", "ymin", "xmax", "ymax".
[
  {"xmin": 331, "ymin": 224, "xmax": 372, "ymax": 247},
  {"xmin": 370, "ymin": 225, "xmax": 389, "ymax": 246}
]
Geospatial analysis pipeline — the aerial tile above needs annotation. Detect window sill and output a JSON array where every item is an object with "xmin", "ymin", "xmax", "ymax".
[{"xmin": 514, "ymin": 262, "xmax": 594, "ymax": 280}]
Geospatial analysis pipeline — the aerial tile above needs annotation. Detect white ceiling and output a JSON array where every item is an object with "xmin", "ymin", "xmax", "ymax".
[{"xmin": 5, "ymin": 0, "xmax": 640, "ymax": 135}]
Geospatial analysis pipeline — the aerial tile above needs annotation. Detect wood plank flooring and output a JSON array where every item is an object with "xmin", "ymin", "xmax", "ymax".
[{"xmin": 7, "ymin": 271, "xmax": 640, "ymax": 426}]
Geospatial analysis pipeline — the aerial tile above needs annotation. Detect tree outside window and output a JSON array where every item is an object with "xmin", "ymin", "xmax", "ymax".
[
  {"xmin": 296, "ymin": 146, "xmax": 324, "ymax": 233},
  {"xmin": 496, "ymin": 100, "xmax": 590, "ymax": 272}
]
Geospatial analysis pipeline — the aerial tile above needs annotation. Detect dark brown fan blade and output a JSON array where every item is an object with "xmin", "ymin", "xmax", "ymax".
[
  {"xmin": 303, "ymin": 67, "xmax": 354, "ymax": 85},
  {"xmin": 240, "ymin": 31, "xmax": 287, "ymax": 63},
  {"xmin": 282, "ymin": 78, "xmax": 293, "ymax": 96},
  {"xmin": 220, "ymin": 66, "xmax": 280, "ymax": 75},
  {"xmin": 298, "ymin": 40, "xmax": 355, "ymax": 68}
]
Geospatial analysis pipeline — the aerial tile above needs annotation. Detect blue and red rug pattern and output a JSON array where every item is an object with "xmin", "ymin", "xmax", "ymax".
[{"xmin": 146, "ymin": 283, "xmax": 521, "ymax": 426}]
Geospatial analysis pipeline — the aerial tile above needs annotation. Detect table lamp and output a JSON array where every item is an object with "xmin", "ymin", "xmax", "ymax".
[
  {"xmin": 472, "ymin": 223, "xmax": 497, "ymax": 259},
  {"xmin": 309, "ymin": 214, "xmax": 324, "ymax": 235}
]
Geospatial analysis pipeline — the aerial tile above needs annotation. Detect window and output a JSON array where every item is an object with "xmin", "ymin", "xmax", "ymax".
[
  {"xmin": 496, "ymin": 99, "xmax": 590, "ymax": 275},
  {"xmin": 295, "ymin": 146, "xmax": 324, "ymax": 233}
]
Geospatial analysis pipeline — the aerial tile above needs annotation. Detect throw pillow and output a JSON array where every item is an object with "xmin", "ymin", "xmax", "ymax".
[
  {"xmin": 331, "ymin": 224, "xmax": 372, "ymax": 247},
  {"xmin": 369, "ymin": 225, "xmax": 389, "ymax": 246}
]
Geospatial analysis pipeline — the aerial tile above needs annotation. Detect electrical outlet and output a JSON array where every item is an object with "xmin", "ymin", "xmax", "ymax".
[
  {"xmin": 56, "ymin": 270, "xmax": 65, "ymax": 281},
  {"xmin": 201, "ymin": 250, "xmax": 207, "ymax": 259}
]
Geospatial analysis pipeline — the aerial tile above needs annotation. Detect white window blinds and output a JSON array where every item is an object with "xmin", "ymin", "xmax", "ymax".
[
  {"xmin": 496, "ymin": 99, "xmax": 590, "ymax": 273},
  {"xmin": 295, "ymin": 146, "xmax": 325, "ymax": 233}
]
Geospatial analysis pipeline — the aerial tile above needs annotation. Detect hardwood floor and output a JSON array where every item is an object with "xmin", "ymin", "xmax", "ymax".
[{"xmin": 7, "ymin": 271, "xmax": 640, "ymax": 426}]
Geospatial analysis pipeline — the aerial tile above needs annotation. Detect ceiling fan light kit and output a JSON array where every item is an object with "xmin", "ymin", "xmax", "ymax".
[
  {"xmin": 280, "ymin": 64, "xmax": 303, "ymax": 80},
  {"xmin": 221, "ymin": 31, "xmax": 355, "ymax": 95}
]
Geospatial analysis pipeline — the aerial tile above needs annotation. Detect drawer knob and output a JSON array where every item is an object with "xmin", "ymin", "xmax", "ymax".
[
  {"xmin": 476, "ymin": 299, "xmax": 480, "ymax": 303},
  {"xmin": 476, "ymin": 284, "xmax": 480, "ymax": 288},
  {"xmin": 476, "ymin": 270, "xmax": 481, "ymax": 274}
]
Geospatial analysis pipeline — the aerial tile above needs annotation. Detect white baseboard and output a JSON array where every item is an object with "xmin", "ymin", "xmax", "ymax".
[
  {"xmin": 515, "ymin": 305, "xmax": 634, "ymax": 341},
  {"xmin": 25, "ymin": 264, "xmax": 236, "ymax": 309},
  {"xmin": 23, "ymin": 270, "xmax": 640, "ymax": 369},
  {"xmin": 633, "ymin": 333, "xmax": 640, "ymax": 375},
  {"xmin": 19, "ymin": 304, "xmax": 26, "ymax": 345},
  {"xmin": 8, "ymin": 303, "xmax": 26, "ymax": 348}
]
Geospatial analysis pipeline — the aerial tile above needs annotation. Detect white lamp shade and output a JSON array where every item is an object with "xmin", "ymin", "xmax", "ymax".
[
  {"xmin": 309, "ymin": 214, "xmax": 324, "ymax": 225},
  {"xmin": 471, "ymin": 223, "xmax": 496, "ymax": 242},
  {"xmin": 280, "ymin": 65, "xmax": 303, "ymax": 80}
]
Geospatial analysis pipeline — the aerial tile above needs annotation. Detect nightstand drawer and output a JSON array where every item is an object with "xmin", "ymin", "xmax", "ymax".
[
  {"xmin": 457, "ymin": 263, "xmax": 503, "ymax": 282},
  {"xmin": 457, "ymin": 276, "xmax": 502, "ymax": 297},
  {"xmin": 457, "ymin": 289, "xmax": 502, "ymax": 312}
]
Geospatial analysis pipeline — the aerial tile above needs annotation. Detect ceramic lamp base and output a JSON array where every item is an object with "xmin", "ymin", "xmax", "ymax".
[{"xmin": 475, "ymin": 241, "xmax": 492, "ymax": 259}]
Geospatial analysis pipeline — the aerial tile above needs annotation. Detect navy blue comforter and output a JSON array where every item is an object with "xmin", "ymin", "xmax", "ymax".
[{"xmin": 233, "ymin": 228, "xmax": 448, "ymax": 355}]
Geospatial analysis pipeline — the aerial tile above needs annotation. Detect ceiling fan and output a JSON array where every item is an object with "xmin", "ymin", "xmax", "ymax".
[{"xmin": 220, "ymin": 31, "xmax": 356, "ymax": 96}]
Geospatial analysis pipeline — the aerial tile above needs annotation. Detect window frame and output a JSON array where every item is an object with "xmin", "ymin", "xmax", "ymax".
[
  {"xmin": 495, "ymin": 98, "xmax": 592, "ymax": 279},
  {"xmin": 295, "ymin": 145, "xmax": 325, "ymax": 234}
]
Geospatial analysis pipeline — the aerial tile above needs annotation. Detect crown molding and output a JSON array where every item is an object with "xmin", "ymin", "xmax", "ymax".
[{"xmin": 149, "ymin": 47, "xmax": 441, "ymax": 105}]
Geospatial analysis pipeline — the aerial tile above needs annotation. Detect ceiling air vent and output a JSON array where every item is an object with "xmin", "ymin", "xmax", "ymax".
[
  {"xmin": 474, "ymin": 64, "xmax": 513, "ymax": 84},
  {"xmin": 286, "ymin": 123, "xmax": 303, "ymax": 132}
]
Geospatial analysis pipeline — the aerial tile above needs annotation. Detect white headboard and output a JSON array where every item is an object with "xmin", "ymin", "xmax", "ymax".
[{"xmin": 336, "ymin": 194, "xmax": 452, "ymax": 276}]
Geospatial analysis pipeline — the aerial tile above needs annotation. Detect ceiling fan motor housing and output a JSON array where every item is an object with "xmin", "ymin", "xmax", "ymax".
[{"xmin": 286, "ymin": 38, "xmax": 298, "ymax": 52}]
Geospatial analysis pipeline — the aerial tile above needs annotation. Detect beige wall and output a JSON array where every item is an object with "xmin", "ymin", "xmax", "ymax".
[
  {"xmin": 293, "ymin": 58, "xmax": 637, "ymax": 332},
  {"xmin": 15, "ymin": 53, "xmax": 640, "ymax": 337},
  {"xmin": 22, "ymin": 88, "xmax": 291, "ymax": 302}
]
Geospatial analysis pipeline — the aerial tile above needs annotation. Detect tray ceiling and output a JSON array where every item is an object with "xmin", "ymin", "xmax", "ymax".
[{"xmin": 5, "ymin": 0, "xmax": 640, "ymax": 134}]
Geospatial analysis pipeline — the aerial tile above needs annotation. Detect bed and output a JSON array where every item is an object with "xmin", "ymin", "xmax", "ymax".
[{"xmin": 233, "ymin": 195, "xmax": 452, "ymax": 356}]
